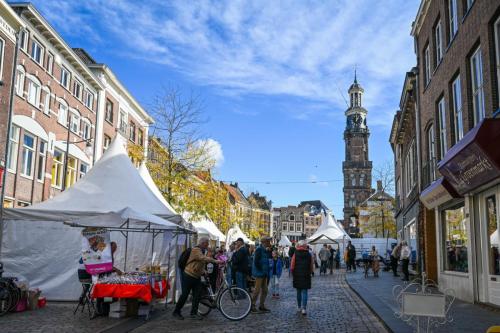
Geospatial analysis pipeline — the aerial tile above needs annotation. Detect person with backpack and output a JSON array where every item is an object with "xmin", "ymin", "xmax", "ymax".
[
  {"xmin": 231, "ymin": 238, "xmax": 249, "ymax": 292},
  {"xmin": 173, "ymin": 237, "xmax": 222, "ymax": 320}
]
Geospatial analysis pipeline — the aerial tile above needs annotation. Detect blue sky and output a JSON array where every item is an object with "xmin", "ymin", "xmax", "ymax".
[{"xmin": 31, "ymin": 0, "xmax": 420, "ymax": 218}]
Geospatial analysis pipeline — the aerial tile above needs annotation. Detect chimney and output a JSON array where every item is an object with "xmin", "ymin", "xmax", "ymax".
[{"xmin": 377, "ymin": 180, "xmax": 383, "ymax": 192}]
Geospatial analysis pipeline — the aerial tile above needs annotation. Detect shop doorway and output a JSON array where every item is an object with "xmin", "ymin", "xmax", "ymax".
[{"xmin": 478, "ymin": 186, "xmax": 500, "ymax": 306}]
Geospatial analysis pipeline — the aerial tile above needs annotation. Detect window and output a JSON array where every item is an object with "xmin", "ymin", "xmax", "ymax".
[
  {"xmin": 470, "ymin": 47, "xmax": 485, "ymax": 125},
  {"xmin": 289, "ymin": 214, "xmax": 295, "ymax": 221},
  {"xmin": 79, "ymin": 163, "xmax": 88, "ymax": 179},
  {"xmin": 424, "ymin": 44, "xmax": 431, "ymax": 85},
  {"xmin": 427, "ymin": 125, "xmax": 436, "ymax": 181},
  {"xmin": 36, "ymin": 140, "xmax": 46, "ymax": 181},
  {"xmin": 73, "ymin": 80, "xmax": 83, "ymax": 100},
  {"xmin": 448, "ymin": 0, "xmax": 458, "ymax": 41},
  {"xmin": 51, "ymin": 150, "xmax": 64, "ymax": 188},
  {"xmin": 351, "ymin": 174, "xmax": 356, "ymax": 186},
  {"xmin": 15, "ymin": 66, "xmax": 25, "ymax": 96},
  {"xmin": 42, "ymin": 87, "xmax": 50, "ymax": 114},
  {"xmin": 442, "ymin": 202, "xmax": 468, "ymax": 272},
  {"xmin": 485, "ymin": 195, "xmax": 499, "ymax": 276},
  {"xmin": 85, "ymin": 89, "xmax": 94, "ymax": 110},
  {"xmin": 30, "ymin": 38, "xmax": 44, "ymax": 65},
  {"xmin": 0, "ymin": 38, "xmax": 4, "ymax": 79},
  {"xmin": 103, "ymin": 135, "xmax": 111, "ymax": 151},
  {"xmin": 360, "ymin": 174, "xmax": 365, "ymax": 186},
  {"xmin": 65, "ymin": 156, "xmax": 77, "ymax": 188},
  {"xmin": 404, "ymin": 141, "xmax": 416, "ymax": 196},
  {"xmin": 105, "ymin": 99, "xmax": 114, "ymax": 123},
  {"xmin": 19, "ymin": 29, "xmax": 28, "ymax": 51},
  {"xmin": 138, "ymin": 129, "xmax": 144, "ymax": 146},
  {"xmin": 451, "ymin": 76, "xmax": 463, "ymax": 143},
  {"xmin": 46, "ymin": 52, "xmax": 54, "ymax": 74},
  {"xmin": 7, "ymin": 125, "xmax": 20, "ymax": 172},
  {"xmin": 21, "ymin": 133, "xmax": 35, "ymax": 178},
  {"xmin": 438, "ymin": 97, "xmax": 447, "ymax": 159},
  {"xmin": 282, "ymin": 222, "xmax": 287, "ymax": 231},
  {"xmin": 296, "ymin": 223, "xmax": 302, "ymax": 232},
  {"xmin": 82, "ymin": 120, "xmax": 91, "ymax": 140},
  {"xmin": 27, "ymin": 78, "xmax": 41, "ymax": 107},
  {"xmin": 58, "ymin": 102, "xmax": 68, "ymax": 125},
  {"xmin": 129, "ymin": 121, "xmax": 136, "ymax": 142},
  {"xmin": 435, "ymin": 20, "xmax": 443, "ymax": 65},
  {"xmin": 119, "ymin": 110, "xmax": 127, "ymax": 133},
  {"xmin": 60, "ymin": 66, "xmax": 70, "ymax": 89},
  {"xmin": 464, "ymin": 0, "xmax": 474, "ymax": 12},
  {"xmin": 289, "ymin": 223, "xmax": 294, "ymax": 232},
  {"xmin": 70, "ymin": 111, "xmax": 80, "ymax": 134}
]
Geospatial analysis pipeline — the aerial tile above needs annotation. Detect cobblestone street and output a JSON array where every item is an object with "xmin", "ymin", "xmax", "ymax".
[{"xmin": 132, "ymin": 269, "xmax": 387, "ymax": 333}]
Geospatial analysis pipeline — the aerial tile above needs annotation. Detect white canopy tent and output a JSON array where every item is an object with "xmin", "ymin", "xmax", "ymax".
[
  {"xmin": 1, "ymin": 136, "xmax": 187, "ymax": 300},
  {"xmin": 182, "ymin": 212, "xmax": 225, "ymax": 242},
  {"xmin": 278, "ymin": 235, "xmax": 292, "ymax": 246},
  {"xmin": 226, "ymin": 225, "xmax": 254, "ymax": 245},
  {"xmin": 307, "ymin": 213, "xmax": 350, "ymax": 244}
]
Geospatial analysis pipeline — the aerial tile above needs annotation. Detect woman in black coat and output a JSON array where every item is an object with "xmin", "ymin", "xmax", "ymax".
[{"xmin": 291, "ymin": 240, "xmax": 314, "ymax": 315}]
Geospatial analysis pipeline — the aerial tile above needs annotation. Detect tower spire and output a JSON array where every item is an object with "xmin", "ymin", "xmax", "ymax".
[{"xmin": 354, "ymin": 65, "xmax": 357, "ymax": 84}]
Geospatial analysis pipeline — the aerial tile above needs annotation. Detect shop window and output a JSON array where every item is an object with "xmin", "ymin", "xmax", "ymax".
[
  {"xmin": 485, "ymin": 195, "xmax": 499, "ymax": 276},
  {"xmin": 66, "ymin": 157, "xmax": 77, "ymax": 188},
  {"xmin": 51, "ymin": 149, "xmax": 64, "ymax": 188},
  {"xmin": 442, "ymin": 203, "xmax": 468, "ymax": 273}
]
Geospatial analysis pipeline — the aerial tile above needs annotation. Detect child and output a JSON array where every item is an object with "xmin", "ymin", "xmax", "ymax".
[{"xmin": 269, "ymin": 250, "xmax": 283, "ymax": 298}]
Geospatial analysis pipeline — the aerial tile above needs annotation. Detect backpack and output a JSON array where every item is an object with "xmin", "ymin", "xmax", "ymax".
[{"xmin": 178, "ymin": 247, "xmax": 192, "ymax": 271}]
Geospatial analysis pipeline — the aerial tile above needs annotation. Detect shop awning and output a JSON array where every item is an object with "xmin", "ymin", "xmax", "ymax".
[
  {"xmin": 420, "ymin": 177, "xmax": 461, "ymax": 209},
  {"xmin": 438, "ymin": 118, "xmax": 500, "ymax": 195}
]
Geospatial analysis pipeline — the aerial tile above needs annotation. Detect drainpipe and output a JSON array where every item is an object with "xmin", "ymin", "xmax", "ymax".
[{"xmin": 0, "ymin": 28, "xmax": 23, "ymax": 259}]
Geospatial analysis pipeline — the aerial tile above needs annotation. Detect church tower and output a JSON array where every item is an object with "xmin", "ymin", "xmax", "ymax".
[{"xmin": 342, "ymin": 72, "xmax": 373, "ymax": 235}]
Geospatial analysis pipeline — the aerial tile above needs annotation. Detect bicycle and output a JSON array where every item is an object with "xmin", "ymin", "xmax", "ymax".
[
  {"xmin": 0, "ymin": 262, "xmax": 21, "ymax": 316},
  {"xmin": 197, "ymin": 268, "xmax": 251, "ymax": 321}
]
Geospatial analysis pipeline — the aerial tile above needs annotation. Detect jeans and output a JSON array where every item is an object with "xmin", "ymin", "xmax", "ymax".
[
  {"xmin": 296, "ymin": 289, "xmax": 308, "ymax": 309},
  {"xmin": 320, "ymin": 260, "xmax": 328, "ymax": 274},
  {"xmin": 270, "ymin": 275, "xmax": 280, "ymax": 295},
  {"xmin": 235, "ymin": 271, "xmax": 247, "ymax": 291},
  {"xmin": 390, "ymin": 255, "xmax": 399, "ymax": 276},
  {"xmin": 251, "ymin": 277, "xmax": 268, "ymax": 308},
  {"xmin": 174, "ymin": 273, "xmax": 202, "ymax": 315},
  {"xmin": 402, "ymin": 258, "xmax": 410, "ymax": 281}
]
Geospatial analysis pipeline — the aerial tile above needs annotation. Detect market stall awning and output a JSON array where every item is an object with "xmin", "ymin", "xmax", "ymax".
[
  {"xmin": 307, "ymin": 213, "xmax": 350, "ymax": 242},
  {"xmin": 182, "ymin": 212, "xmax": 225, "ymax": 241},
  {"xmin": 278, "ymin": 235, "xmax": 292, "ymax": 246},
  {"xmin": 308, "ymin": 234, "xmax": 339, "ymax": 245},
  {"xmin": 226, "ymin": 225, "xmax": 254, "ymax": 245},
  {"xmin": 420, "ymin": 177, "xmax": 461, "ymax": 210},
  {"xmin": 438, "ymin": 118, "xmax": 500, "ymax": 195}
]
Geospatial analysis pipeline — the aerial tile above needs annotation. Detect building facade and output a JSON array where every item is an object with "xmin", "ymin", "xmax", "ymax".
[
  {"xmin": 0, "ymin": 3, "xmax": 152, "ymax": 208},
  {"xmin": 400, "ymin": 0, "xmax": 500, "ymax": 305},
  {"xmin": 342, "ymin": 75, "xmax": 373, "ymax": 235},
  {"xmin": 247, "ymin": 192, "xmax": 272, "ymax": 237}
]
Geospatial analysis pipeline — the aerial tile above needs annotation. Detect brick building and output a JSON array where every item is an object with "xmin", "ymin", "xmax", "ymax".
[
  {"xmin": 1, "ymin": 3, "xmax": 152, "ymax": 207},
  {"xmin": 393, "ymin": 0, "xmax": 500, "ymax": 305}
]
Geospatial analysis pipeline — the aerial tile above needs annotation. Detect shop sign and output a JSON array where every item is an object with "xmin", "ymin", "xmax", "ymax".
[
  {"xmin": 439, "ymin": 119, "xmax": 500, "ymax": 195},
  {"xmin": 420, "ymin": 177, "xmax": 458, "ymax": 209},
  {"xmin": 81, "ymin": 228, "xmax": 113, "ymax": 275}
]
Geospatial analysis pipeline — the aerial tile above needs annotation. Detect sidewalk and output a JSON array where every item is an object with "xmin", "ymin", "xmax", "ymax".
[{"xmin": 345, "ymin": 269, "xmax": 500, "ymax": 333}]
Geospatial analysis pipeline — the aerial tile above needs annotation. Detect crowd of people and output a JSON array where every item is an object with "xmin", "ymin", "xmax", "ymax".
[{"xmin": 172, "ymin": 236, "xmax": 415, "ymax": 320}]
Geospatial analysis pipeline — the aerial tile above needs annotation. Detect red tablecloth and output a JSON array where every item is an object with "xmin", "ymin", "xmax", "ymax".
[
  {"xmin": 92, "ymin": 284, "xmax": 152, "ymax": 303},
  {"xmin": 152, "ymin": 279, "xmax": 170, "ymax": 299}
]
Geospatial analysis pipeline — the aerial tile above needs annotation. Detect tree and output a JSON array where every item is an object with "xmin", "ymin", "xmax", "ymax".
[{"xmin": 373, "ymin": 159, "xmax": 395, "ymax": 195}]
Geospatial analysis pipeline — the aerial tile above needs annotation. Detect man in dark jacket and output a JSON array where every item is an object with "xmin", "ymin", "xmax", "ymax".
[
  {"xmin": 251, "ymin": 236, "xmax": 272, "ymax": 313},
  {"xmin": 347, "ymin": 241, "xmax": 356, "ymax": 272},
  {"xmin": 232, "ymin": 238, "xmax": 249, "ymax": 292}
]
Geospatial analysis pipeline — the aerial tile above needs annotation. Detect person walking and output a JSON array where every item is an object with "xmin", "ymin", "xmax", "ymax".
[
  {"xmin": 283, "ymin": 245, "xmax": 290, "ymax": 269},
  {"xmin": 318, "ymin": 244, "xmax": 331, "ymax": 275},
  {"xmin": 400, "ymin": 241, "xmax": 411, "ymax": 281},
  {"xmin": 232, "ymin": 238, "xmax": 249, "ymax": 292},
  {"xmin": 291, "ymin": 240, "xmax": 314, "ymax": 315},
  {"xmin": 347, "ymin": 241, "xmax": 357, "ymax": 272},
  {"xmin": 391, "ymin": 242, "xmax": 402, "ymax": 277},
  {"xmin": 328, "ymin": 245, "xmax": 335, "ymax": 274},
  {"xmin": 173, "ymin": 237, "xmax": 222, "ymax": 320},
  {"xmin": 251, "ymin": 236, "xmax": 272, "ymax": 313},
  {"xmin": 370, "ymin": 246, "xmax": 380, "ymax": 277},
  {"xmin": 269, "ymin": 250, "xmax": 283, "ymax": 298},
  {"xmin": 288, "ymin": 242, "xmax": 296, "ymax": 276},
  {"xmin": 335, "ymin": 249, "xmax": 341, "ymax": 269},
  {"xmin": 225, "ymin": 242, "xmax": 236, "ymax": 286}
]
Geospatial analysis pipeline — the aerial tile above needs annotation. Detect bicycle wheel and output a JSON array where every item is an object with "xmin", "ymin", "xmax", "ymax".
[
  {"xmin": 0, "ymin": 282, "xmax": 12, "ymax": 316},
  {"xmin": 218, "ymin": 287, "xmax": 251, "ymax": 321},
  {"xmin": 8, "ymin": 283, "xmax": 20, "ymax": 312},
  {"xmin": 197, "ymin": 297, "xmax": 213, "ymax": 316}
]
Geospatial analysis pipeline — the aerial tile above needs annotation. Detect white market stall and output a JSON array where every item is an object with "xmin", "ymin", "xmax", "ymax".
[
  {"xmin": 182, "ymin": 212, "xmax": 225, "ymax": 244},
  {"xmin": 226, "ymin": 225, "xmax": 254, "ymax": 245},
  {"xmin": 0, "ymin": 136, "xmax": 188, "ymax": 300},
  {"xmin": 278, "ymin": 235, "xmax": 292, "ymax": 247}
]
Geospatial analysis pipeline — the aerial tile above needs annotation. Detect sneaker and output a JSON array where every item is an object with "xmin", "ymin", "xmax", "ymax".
[
  {"xmin": 172, "ymin": 311, "xmax": 184, "ymax": 320},
  {"xmin": 259, "ymin": 306, "xmax": 271, "ymax": 313},
  {"xmin": 301, "ymin": 308, "xmax": 307, "ymax": 315},
  {"xmin": 189, "ymin": 314, "xmax": 204, "ymax": 320},
  {"xmin": 297, "ymin": 307, "xmax": 302, "ymax": 313}
]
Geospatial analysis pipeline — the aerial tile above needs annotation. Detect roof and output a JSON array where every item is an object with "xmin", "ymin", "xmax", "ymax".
[
  {"xmin": 10, "ymin": 3, "xmax": 103, "ymax": 90},
  {"xmin": 411, "ymin": 0, "xmax": 431, "ymax": 37},
  {"xmin": 248, "ymin": 192, "xmax": 271, "ymax": 210},
  {"xmin": 299, "ymin": 200, "xmax": 329, "ymax": 214},
  {"xmin": 72, "ymin": 48, "xmax": 97, "ymax": 65},
  {"xmin": 223, "ymin": 183, "xmax": 250, "ymax": 206}
]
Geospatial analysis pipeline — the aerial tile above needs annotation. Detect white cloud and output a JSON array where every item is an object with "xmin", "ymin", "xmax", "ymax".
[
  {"xmin": 198, "ymin": 138, "xmax": 224, "ymax": 168},
  {"xmin": 34, "ymin": 0, "xmax": 419, "ymax": 127}
]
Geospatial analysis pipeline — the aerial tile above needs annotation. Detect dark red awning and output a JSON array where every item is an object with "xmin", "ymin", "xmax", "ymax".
[{"xmin": 420, "ymin": 177, "xmax": 461, "ymax": 209}]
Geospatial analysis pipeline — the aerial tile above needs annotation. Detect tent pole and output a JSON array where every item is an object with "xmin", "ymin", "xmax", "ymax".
[
  {"xmin": 124, "ymin": 220, "xmax": 129, "ymax": 272},
  {"xmin": 172, "ymin": 233, "xmax": 179, "ymax": 304}
]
